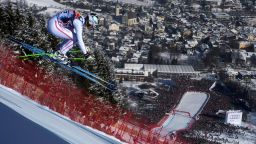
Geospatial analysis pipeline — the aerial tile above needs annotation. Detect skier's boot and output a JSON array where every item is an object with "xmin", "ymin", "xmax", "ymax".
[
  {"xmin": 54, "ymin": 50, "xmax": 69, "ymax": 64},
  {"xmin": 84, "ymin": 52, "xmax": 96, "ymax": 64}
]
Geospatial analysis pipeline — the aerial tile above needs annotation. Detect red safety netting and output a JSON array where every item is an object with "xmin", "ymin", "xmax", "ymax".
[{"xmin": 0, "ymin": 44, "xmax": 189, "ymax": 144}]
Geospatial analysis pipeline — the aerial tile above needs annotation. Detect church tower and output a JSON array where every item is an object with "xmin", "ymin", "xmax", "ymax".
[{"xmin": 115, "ymin": 0, "xmax": 122, "ymax": 16}]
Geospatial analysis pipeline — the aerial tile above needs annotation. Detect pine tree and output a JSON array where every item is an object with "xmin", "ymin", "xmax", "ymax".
[
  {"xmin": 148, "ymin": 47, "xmax": 154, "ymax": 63},
  {"xmin": 5, "ymin": 0, "xmax": 15, "ymax": 35},
  {"xmin": 88, "ymin": 47, "xmax": 117, "ymax": 103},
  {"xmin": 27, "ymin": 12, "xmax": 35, "ymax": 28},
  {"xmin": 0, "ymin": 3, "xmax": 5, "ymax": 36},
  {"xmin": 15, "ymin": 4, "xmax": 22, "ymax": 25}
]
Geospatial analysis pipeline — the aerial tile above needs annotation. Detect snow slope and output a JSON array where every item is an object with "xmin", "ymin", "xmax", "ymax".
[
  {"xmin": 153, "ymin": 92, "xmax": 210, "ymax": 136},
  {"xmin": 0, "ymin": 0, "xmax": 69, "ymax": 16},
  {"xmin": 0, "ymin": 0, "xmax": 67, "ymax": 8},
  {"xmin": 0, "ymin": 84, "xmax": 124, "ymax": 144}
]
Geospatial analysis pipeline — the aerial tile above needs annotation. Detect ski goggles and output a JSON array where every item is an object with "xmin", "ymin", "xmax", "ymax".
[{"xmin": 85, "ymin": 14, "xmax": 98, "ymax": 30}]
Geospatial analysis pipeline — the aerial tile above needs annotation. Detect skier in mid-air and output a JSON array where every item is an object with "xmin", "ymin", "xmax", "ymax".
[{"xmin": 47, "ymin": 10, "xmax": 98, "ymax": 63}]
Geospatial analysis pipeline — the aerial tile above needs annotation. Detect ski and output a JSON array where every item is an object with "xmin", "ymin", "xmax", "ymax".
[
  {"xmin": 69, "ymin": 58, "xmax": 86, "ymax": 61},
  {"xmin": 19, "ymin": 50, "xmax": 82, "ymax": 58},
  {"xmin": 18, "ymin": 53, "xmax": 85, "ymax": 62},
  {"xmin": 72, "ymin": 66, "xmax": 117, "ymax": 91},
  {"xmin": 69, "ymin": 50, "xmax": 82, "ymax": 53},
  {"xmin": 17, "ymin": 53, "xmax": 56, "ymax": 59},
  {"xmin": 8, "ymin": 37, "xmax": 116, "ymax": 91}
]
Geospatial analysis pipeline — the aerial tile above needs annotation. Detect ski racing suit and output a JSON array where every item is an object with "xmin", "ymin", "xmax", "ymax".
[{"xmin": 47, "ymin": 10, "xmax": 89, "ymax": 55}]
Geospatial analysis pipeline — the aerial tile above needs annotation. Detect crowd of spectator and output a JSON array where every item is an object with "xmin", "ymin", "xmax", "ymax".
[{"xmin": 121, "ymin": 74, "xmax": 256, "ymax": 143}]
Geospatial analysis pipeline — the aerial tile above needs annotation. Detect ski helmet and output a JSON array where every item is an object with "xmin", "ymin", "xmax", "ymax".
[{"xmin": 85, "ymin": 13, "xmax": 99, "ymax": 29}]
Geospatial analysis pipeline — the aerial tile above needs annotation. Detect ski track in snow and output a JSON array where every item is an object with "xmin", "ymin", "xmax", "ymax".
[{"xmin": 0, "ymin": 84, "xmax": 124, "ymax": 144}]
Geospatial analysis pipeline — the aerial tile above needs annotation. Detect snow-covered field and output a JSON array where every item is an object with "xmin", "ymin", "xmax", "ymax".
[
  {"xmin": 0, "ymin": 0, "xmax": 67, "ymax": 8},
  {"xmin": 0, "ymin": 84, "xmax": 123, "ymax": 144},
  {"xmin": 1, "ymin": 0, "xmax": 69, "ymax": 16}
]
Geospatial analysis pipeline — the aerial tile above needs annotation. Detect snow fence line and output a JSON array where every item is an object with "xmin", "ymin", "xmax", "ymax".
[
  {"xmin": 0, "ymin": 84, "xmax": 125, "ymax": 144},
  {"xmin": 152, "ymin": 91, "xmax": 210, "ymax": 136}
]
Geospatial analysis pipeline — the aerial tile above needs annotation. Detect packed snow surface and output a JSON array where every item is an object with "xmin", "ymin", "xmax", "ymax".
[
  {"xmin": 153, "ymin": 92, "xmax": 209, "ymax": 135},
  {"xmin": 0, "ymin": 84, "xmax": 123, "ymax": 144}
]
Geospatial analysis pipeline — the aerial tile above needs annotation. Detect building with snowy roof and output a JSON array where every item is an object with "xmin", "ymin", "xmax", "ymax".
[
  {"xmin": 116, "ymin": 64, "xmax": 199, "ymax": 81},
  {"xmin": 205, "ymin": 0, "xmax": 222, "ymax": 6},
  {"xmin": 124, "ymin": 63, "xmax": 143, "ymax": 70},
  {"xmin": 237, "ymin": 70, "xmax": 256, "ymax": 79},
  {"xmin": 212, "ymin": 12, "xmax": 230, "ymax": 20},
  {"xmin": 143, "ymin": 64, "xmax": 199, "ymax": 77},
  {"xmin": 115, "ymin": 68, "xmax": 149, "ymax": 81}
]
